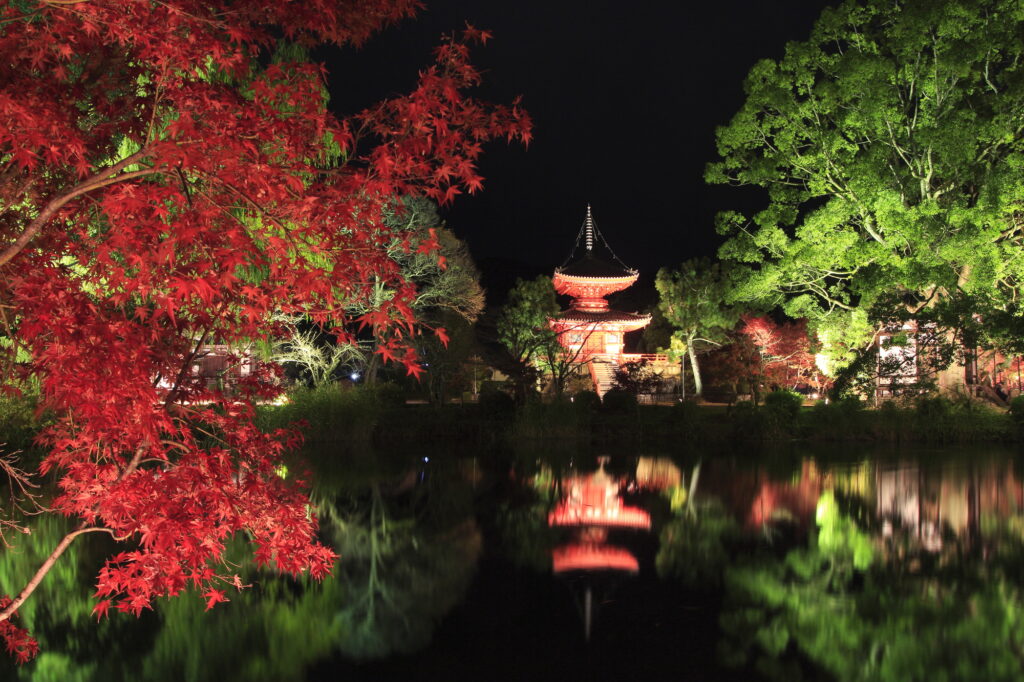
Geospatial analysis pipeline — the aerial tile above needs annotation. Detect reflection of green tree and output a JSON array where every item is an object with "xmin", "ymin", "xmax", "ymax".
[
  {"xmin": 140, "ymin": 538, "xmax": 337, "ymax": 682},
  {"xmin": 321, "ymin": 484, "xmax": 481, "ymax": 659},
  {"xmin": 0, "ymin": 515, "xmax": 157, "ymax": 682},
  {"xmin": 718, "ymin": 492, "xmax": 1024, "ymax": 681},
  {"xmin": 492, "ymin": 462, "xmax": 569, "ymax": 573},
  {"xmin": 656, "ymin": 461, "xmax": 741, "ymax": 587},
  {"xmin": 0, "ymin": 460, "xmax": 481, "ymax": 680},
  {"xmin": 656, "ymin": 500, "xmax": 738, "ymax": 588},
  {"xmin": 493, "ymin": 497, "xmax": 553, "ymax": 574},
  {"xmin": 141, "ymin": 472, "xmax": 482, "ymax": 676}
]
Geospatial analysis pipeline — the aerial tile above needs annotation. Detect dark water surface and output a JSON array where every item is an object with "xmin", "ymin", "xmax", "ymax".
[{"xmin": 5, "ymin": 444, "xmax": 1024, "ymax": 682}]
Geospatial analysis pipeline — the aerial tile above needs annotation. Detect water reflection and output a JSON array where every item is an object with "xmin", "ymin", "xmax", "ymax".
[
  {"xmin": 694, "ymin": 452, "xmax": 1024, "ymax": 681},
  {"xmin": 535, "ymin": 457, "xmax": 672, "ymax": 641},
  {"xmin": 5, "ymin": 448, "xmax": 1024, "ymax": 681},
  {"xmin": 0, "ymin": 455, "xmax": 481, "ymax": 681},
  {"xmin": 316, "ymin": 479, "xmax": 480, "ymax": 660},
  {"xmin": 548, "ymin": 457, "xmax": 653, "ymax": 576},
  {"xmin": 701, "ymin": 455, "xmax": 1024, "ymax": 558}
]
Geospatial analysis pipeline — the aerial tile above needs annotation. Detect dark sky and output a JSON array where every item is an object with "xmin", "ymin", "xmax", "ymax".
[{"xmin": 323, "ymin": 0, "xmax": 835, "ymax": 299}]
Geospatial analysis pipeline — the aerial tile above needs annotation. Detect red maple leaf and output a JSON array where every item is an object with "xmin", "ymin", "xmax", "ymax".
[
  {"xmin": 203, "ymin": 589, "xmax": 229, "ymax": 611},
  {"xmin": 434, "ymin": 326, "xmax": 450, "ymax": 347}
]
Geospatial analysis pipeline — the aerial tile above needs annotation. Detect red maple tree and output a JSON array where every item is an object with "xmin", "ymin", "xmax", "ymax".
[
  {"xmin": 739, "ymin": 316, "xmax": 825, "ymax": 393},
  {"xmin": 0, "ymin": 0, "xmax": 530, "ymax": 661}
]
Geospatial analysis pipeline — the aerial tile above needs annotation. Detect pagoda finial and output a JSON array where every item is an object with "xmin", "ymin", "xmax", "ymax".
[{"xmin": 584, "ymin": 204, "xmax": 594, "ymax": 251}]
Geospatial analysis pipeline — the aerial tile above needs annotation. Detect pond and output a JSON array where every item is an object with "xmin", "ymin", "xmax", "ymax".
[{"xmin": 4, "ymin": 443, "xmax": 1024, "ymax": 681}]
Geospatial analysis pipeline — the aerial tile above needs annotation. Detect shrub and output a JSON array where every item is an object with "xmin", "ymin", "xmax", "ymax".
[
  {"xmin": 602, "ymin": 388, "xmax": 637, "ymax": 412},
  {"xmin": 759, "ymin": 390, "xmax": 802, "ymax": 438},
  {"xmin": 478, "ymin": 387, "xmax": 514, "ymax": 416},
  {"xmin": 1008, "ymin": 396, "xmax": 1024, "ymax": 427},
  {"xmin": 511, "ymin": 398, "xmax": 584, "ymax": 439},
  {"xmin": 256, "ymin": 383, "xmax": 384, "ymax": 443},
  {"xmin": 729, "ymin": 400, "xmax": 764, "ymax": 439},
  {"xmin": 764, "ymin": 390, "xmax": 803, "ymax": 420},
  {"xmin": 571, "ymin": 390, "xmax": 601, "ymax": 412},
  {"xmin": 372, "ymin": 382, "xmax": 407, "ymax": 409},
  {"xmin": 673, "ymin": 399, "xmax": 703, "ymax": 433},
  {"xmin": 804, "ymin": 397, "xmax": 870, "ymax": 440},
  {"xmin": 915, "ymin": 395, "xmax": 952, "ymax": 421}
]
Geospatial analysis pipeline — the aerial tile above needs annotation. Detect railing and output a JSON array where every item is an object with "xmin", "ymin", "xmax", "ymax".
[
  {"xmin": 595, "ymin": 353, "xmax": 669, "ymax": 363},
  {"xmin": 588, "ymin": 360, "xmax": 601, "ymax": 394},
  {"xmin": 637, "ymin": 392, "xmax": 684, "ymax": 405}
]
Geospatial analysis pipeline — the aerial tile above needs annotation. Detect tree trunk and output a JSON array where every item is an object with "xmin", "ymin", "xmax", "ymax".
[
  {"xmin": 688, "ymin": 344, "xmax": 703, "ymax": 398},
  {"xmin": 365, "ymin": 352, "xmax": 380, "ymax": 385},
  {"xmin": 679, "ymin": 354, "xmax": 687, "ymax": 399}
]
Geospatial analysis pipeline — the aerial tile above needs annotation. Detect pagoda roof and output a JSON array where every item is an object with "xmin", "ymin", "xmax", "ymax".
[
  {"xmin": 553, "ymin": 309, "xmax": 652, "ymax": 328},
  {"xmin": 552, "ymin": 544, "xmax": 639, "ymax": 574},
  {"xmin": 555, "ymin": 205, "xmax": 636, "ymax": 280}
]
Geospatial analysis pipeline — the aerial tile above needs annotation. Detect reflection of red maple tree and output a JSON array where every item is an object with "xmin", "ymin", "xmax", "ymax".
[{"xmin": 0, "ymin": 0, "xmax": 529, "ymax": 661}]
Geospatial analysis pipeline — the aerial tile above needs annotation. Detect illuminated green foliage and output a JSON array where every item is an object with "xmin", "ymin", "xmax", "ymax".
[
  {"xmin": 495, "ymin": 276, "xmax": 561, "ymax": 399},
  {"xmin": 273, "ymin": 198, "xmax": 485, "ymax": 386},
  {"xmin": 709, "ymin": 0, "xmax": 1024, "ymax": 369},
  {"xmin": 655, "ymin": 258, "xmax": 739, "ymax": 396}
]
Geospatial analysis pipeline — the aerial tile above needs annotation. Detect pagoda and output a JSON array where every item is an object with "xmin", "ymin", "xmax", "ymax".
[{"xmin": 549, "ymin": 205, "xmax": 651, "ymax": 394}]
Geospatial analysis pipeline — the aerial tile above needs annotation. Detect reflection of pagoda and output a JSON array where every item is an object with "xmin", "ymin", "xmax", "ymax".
[
  {"xmin": 550, "ymin": 206, "xmax": 652, "ymax": 396},
  {"xmin": 547, "ymin": 458, "xmax": 652, "ymax": 640}
]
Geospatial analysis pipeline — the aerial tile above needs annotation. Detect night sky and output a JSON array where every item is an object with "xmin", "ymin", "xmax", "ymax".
[{"xmin": 324, "ymin": 0, "xmax": 836, "ymax": 301}]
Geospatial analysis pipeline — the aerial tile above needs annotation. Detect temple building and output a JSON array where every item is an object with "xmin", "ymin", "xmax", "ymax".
[{"xmin": 549, "ymin": 205, "xmax": 653, "ymax": 395}]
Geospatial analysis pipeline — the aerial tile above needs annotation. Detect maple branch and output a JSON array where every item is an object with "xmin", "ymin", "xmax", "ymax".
[
  {"xmin": 0, "ymin": 449, "xmax": 45, "ymax": 549},
  {"xmin": 196, "ymin": 174, "xmax": 293, "ymax": 235},
  {"xmin": 0, "ymin": 151, "xmax": 160, "ymax": 268},
  {"xmin": 119, "ymin": 325, "xmax": 220, "ymax": 480},
  {"xmin": 0, "ymin": 525, "xmax": 112, "ymax": 625},
  {"xmin": 0, "ymin": 303, "xmax": 27, "ymax": 382},
  {"xmin": 0, "ymin": 11, "xmax": 42, "ymax": 27},
  {"xmin": 162, "ymin": 318, "xmax": 217, "ymax": 410}
]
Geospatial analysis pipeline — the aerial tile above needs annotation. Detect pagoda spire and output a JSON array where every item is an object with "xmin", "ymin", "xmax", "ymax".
[{"xmin": 584, "ymin": 204, "xmax": 595, "ymax": 252}]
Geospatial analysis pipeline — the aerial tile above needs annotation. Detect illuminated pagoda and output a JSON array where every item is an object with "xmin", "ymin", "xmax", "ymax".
[{"xmin": 550, "ymin": 205, "xmax": 651, "ymax": 395}]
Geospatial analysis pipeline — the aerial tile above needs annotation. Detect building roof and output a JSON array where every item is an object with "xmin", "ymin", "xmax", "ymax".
[
  {"xmin": 554, "ymin": 309, "xmax": 652, "ymax": 325},
  {"xmin": 551, "ymin": 309, "xmax": 652, "ymax": 333},
  {"xmin": 555, "ymin": 205, "xmax": 636, "ymax": 279},
  {"xmin": 558, "ymin": 251, "xmax": 636, "ymax": 278}
]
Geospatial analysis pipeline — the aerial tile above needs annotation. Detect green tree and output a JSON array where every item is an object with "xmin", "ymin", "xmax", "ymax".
[
  {"xmin": 419, "ymin": 310, "xmax": 478, "ymax": 405},
  {"xmin": 535, "ymin": 327, "xmax": 593, "ymax": 398},
  {"xmin": 708, "ymin": 0, "xmax": 1024, "ymax": 371},
  {"xmin": 275, "ymin": 198, "xmax": 485, "ymax": 385},
  {"xmin": 656, "ymin": 259, "xmax": 739, "ymax": 397},
  {"xmin": 495, "ymin": 276, "xmax": 561, "ymax": 400},
  {"xmin": 271, "ymin": 315, "xmax": 363, "ymax": 388}
]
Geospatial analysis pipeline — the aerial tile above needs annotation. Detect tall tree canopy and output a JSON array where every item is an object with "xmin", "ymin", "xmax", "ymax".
[
  {"xmin": 274, "ymin": 197, "xmax": 486, "ymax": 386},
  {"xmin": 353, "ymin": 198, "xmax": 486, "ymax": 383},
  {"xmin": 495, "ymin": 276, "xmax": 560, "ymax": 400},
  {"xmin": 655, "ymin": 258, "xmax": 738, "ymax": 397},
  {"xmin": 708, "ymin": 0, "xmax": 1024, "ymax": 369},
  {"xmin": 0, "ymin": 0, "xmax": 529, "ymax": 660}
]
